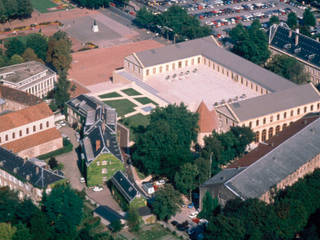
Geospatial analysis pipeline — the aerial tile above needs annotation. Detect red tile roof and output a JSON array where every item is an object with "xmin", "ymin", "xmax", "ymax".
[
  {"xmin": 0, "ymin": 102, "xmax": 53, "ymax": 132},
  {"xmin": 1, "ymin": 128, "xmax": 62, "ymax": 154},
  {"xmin": 0, "ymin": 85, "xmax": 42, "ymax": 106},
  {"xmin": 196, "ymin": 101, "xmax": 218, "ymax": 133},
  {"xmin": 227, "ymin": 115, "xmax": 319, "ymax": 169}
]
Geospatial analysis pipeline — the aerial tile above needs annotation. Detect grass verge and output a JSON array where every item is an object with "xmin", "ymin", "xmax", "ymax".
[
  {"xmin": 134, "ymin": 97, "xmax": 158, "ymax": 105},
  {"xmin": 103, "ymin": 99, "xmax": 137, "ymax": 117},
  {"xmin": 121, "ymin": 88, "xmax": 142, "ymax": 96},
  {"xmin": 99, "ymin": 92, "xmax": 122, "ymax": 99},
  {"xmin": 31, "ymin": 0, "xmax": 57, "ymax": 13}
]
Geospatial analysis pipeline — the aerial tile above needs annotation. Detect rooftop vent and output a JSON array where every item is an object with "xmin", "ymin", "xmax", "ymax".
[
  {"xmin": 284, "ymin": 43, "xmax": 291, "ymax": 49},
  {"xmin": 308, "ymin": 54, "xmax": 316, "ymax": 61},
  {"xmin": 294, "ymin": 48, "xmax": 301, "ymax": 54}
]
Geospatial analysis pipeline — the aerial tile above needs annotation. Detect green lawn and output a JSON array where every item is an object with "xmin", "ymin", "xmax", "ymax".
[
  {"xmin": 31, "ymin": 0, "xmax": 57, "ymax": 13},
  {"xmin": 137, "ymin": 224, "xmax": 179, "ymax": 240},
  {"xmin": 121, "ymin": 88, "xmax": 142, "ymax": 96},
  {"xmin": 99, "ymin": 92, "xmax": 121, "ymax": 99},
  {"xmin": 103, "ymin": 99, "xmax": 137, "ymax": 117},
  {"xmin": 134, "ymin": 97, "xmax": 158, "ymax": 105},
  {"xmin": 120, "ymin": 114, "xmax": 150, "ymax": 141}
]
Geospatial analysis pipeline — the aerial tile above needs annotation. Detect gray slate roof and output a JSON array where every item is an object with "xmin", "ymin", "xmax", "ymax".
[
  {"xmin": 269, "ymin": 24, "xmax": 320, "ymax": 68},
  {"xmin": 111, "ymin": 171, "xmax": 138, "ymax": 202},
  {"xmin": 225, "ymin": 83, "xmax": 320, "ymax": 122},
  {"xmin": 214, "ymin": 117, "xmax": 320, "ymax": 200},
  {"xmin": 134, "ymin": 36, "xmax": 296, "ymax": 92},
  {"xmin": 0, "ymin": 146, "xmax": 64, "ymax": 189}
]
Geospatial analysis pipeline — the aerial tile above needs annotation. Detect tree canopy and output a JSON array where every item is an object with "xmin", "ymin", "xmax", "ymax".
[
  {"xmin": 229, "ymin": 20, "xmax": 270, "ymax": 65},
  {"xmin": 134, "ymin": 6, "xmax": 210, "ymax": 42},
  {"xmin": 26, "ymin": 34, "xmax": 48, "ymax": 61},
  {"xmin": 71, "ymin": 0, "xmax": 110, "ymax": 9},
  {"xmin": 151, "ymin": 184, "xmax": 182, "ymax": 221},
  {"xmin": 5, "ymin": 38, "xmax": 25, "ymax": 58},
  {"xmin": 265, "ymin": 54, "xmax": 309, "ymax": 84},
  {"xmin": 204, "ymin": 169, "xmax": 320, "ymax": 239},
  {"xmin": 269, "ymin": 15, "xmax": 279, "ymax": 25},
  {"xmin": 287, "ymin": 12, "xmax": 298, "ymax": 29},
  {"xmin": 303, "ymin": 8, "xmax": 316, "ymax": 27},
  {"xmin": 132, "ymin": 103, "xmax": 198, "ymax": 180},
  {"xmin": 174, "ymin": 163, "xmax": 199, "ymax": 199},
  {"xmin": 0, "ymin": 0, "xmax": 32, "ymax": 23}
]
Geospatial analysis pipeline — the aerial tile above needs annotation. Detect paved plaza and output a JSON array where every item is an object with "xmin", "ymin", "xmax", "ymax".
[
  {"xmin": 62, "ymin": 13, "xmax": 138, "ymax": 48},
  {"xmin": 145, "ymin": 65, "xmax": 260, "ymax": 111}
]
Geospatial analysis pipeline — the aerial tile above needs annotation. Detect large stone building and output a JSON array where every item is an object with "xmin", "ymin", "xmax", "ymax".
[
  {"xmin": 0, "ymin": 85, "xmax": 42, "ymax": 112},
  {"xmin": 0, "ymin": 61, "xmax": 57, "ymax": 98},
  {"xmin": 200, "ymin": 114, "xmax": 320, "ymax": 207},
  {"xmin": 269, "ymin": 23, "xmax": 320, "ymax": 85},
  {"xmin": 0, "ymin": 146, "xmax": 65, "ymax": 202},
  {"xmin": 66, "ymin": 95, "xmax": 123, "ymax": 186},
  {"xmin": 215, "ymin": 83, "xmax": 320, "ymax": 142},
  {"xmin": 0, "ymin": 102, "xmax": 63, "ymax": 159},
  {"xmin": 114, "ymin": 36, "xmax": 320, "ymax": 142}
]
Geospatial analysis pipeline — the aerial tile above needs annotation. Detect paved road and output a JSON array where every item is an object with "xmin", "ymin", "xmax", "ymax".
[{"xmin": 56, "ymin": 126, "xmax": 84, "ymax": 191}]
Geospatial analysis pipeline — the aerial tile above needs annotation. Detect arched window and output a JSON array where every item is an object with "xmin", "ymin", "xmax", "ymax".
[
  {"xmin": 276, "ymin": 125, "xmax": 280, "ymax": 134},
  {"xmin": 255, "ymin": 131, "xmax": 260, "ymax": 142},
  {"xmin": 262, "ymin": 129, "xmax": 267, "ymax": 142},
  {"xmin": 268, "ymin": 127, "xmax": 273, "ymax": 139},
  {"xmin": 283, "ymin": 123, "xmax": 287, "ymax": 129}
]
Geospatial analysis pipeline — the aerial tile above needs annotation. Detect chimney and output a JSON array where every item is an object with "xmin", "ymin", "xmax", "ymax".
[
  {"xmin": 289, "ymin": 29, "xmax": 292, "ymax": 38},
  {"xmin": 96, "ymin": 140, "xmax": 101, "ymax": 151},
  {"xmin": 295, "ymin": 28, "xmax": 299, "ymax": 46}
]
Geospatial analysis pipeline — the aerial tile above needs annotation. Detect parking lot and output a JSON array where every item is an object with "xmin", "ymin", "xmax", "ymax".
[{"xmin": 145, "ymin": 0, "xmax": 305, "ymax": 37}]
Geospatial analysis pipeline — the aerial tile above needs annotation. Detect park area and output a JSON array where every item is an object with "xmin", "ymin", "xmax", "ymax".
[{"xmin": 31, "ymin": 0, "xmax": 73, "ymax": 13}]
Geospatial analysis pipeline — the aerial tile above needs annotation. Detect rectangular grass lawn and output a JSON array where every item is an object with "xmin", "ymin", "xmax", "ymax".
[
  {"xmin": 98, "ymin": 92, "xmax": 121, "ymax": 99},
  {"xmin": 134, "ymin": 97, "xmax": 158, "ymax": 105},
  {"xmin": 103, "ymin": 99, "xmax": 136, "ymax": 117},
  {"xmin": 121, "ymin": 88, "xmax": 142, "ymax": 96},
  {"xmin": 31, "ymin": 0, "xmax": 57, "ymax": 13},
  {"xmin": 121, "ymin": 114, "xmax": 150, "ymax": 141}
]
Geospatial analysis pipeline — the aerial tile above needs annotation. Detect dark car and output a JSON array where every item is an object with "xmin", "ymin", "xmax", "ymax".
[
  {"xmin": 177, "ymin": 224, "xmax": 189, "ymax": 231},
  {"xmin": 171, "ymin": 220, "xmax": 179, "ymax": 226}
]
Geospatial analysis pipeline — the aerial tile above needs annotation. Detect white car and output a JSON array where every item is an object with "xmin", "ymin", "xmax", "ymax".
[
  {"xmin": 188, "ymin": 211, "xmax": 199, "ymax": 219},
  {"xmin": 80, "ymin": 177, "xmax": 85, "ymax": 183},
  {"xmin": 93, "ymin": 186, "xmax": 103, "ymax": 192}
]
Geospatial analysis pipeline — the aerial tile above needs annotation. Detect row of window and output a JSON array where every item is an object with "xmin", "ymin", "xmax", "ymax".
[
  {"xmin": 255, "ymin": 124, "xmax": 290, "ymax": 142},
  {"xmin": 145, "ymin": 57, "xmax": 202, "ymax": 76},
  {"xmin": 25, "ymin": 77, "xmax": 55, "ymax": 95},
  {"xmin": 247, "ymin": 104, "xmax": 319, "ymax": 129},
  {"xmin": 0, "ymin": 121, "xmax": 50, "ymax": 144}
]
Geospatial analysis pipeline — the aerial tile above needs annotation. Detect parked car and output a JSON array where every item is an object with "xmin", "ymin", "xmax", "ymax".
[
  {"xmin": 80, "ymin": 177, "xmax": 85, "ymax": 183},
  {"xmin": 93, "ymin": 186, "xmax": 103, "ymax": 192}
]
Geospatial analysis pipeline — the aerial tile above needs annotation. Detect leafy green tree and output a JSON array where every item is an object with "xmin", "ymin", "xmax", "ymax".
[
  {"xmin": 265, "ymin": 54, "xmax": 309, "ymax": 84},
  {"xmin": 29, "ymin": 211, "xmax": 53, "ymax": 240},
  {"xmin": 16, "ymin": 0, "xmax": 33, "ymax": 19},
  {"xmin": 132, "ymin": 103, "xmax": 198, "ymax": 180},
  {"xmin": 22, "ymin": 48, "xmax": 44, "ymax": 64},
  {"xmin": 230, "ymin": 21, "xmax": 270, "ymax": 65},
  {"xmin": 12, "ymin": 223, "xmax": 31, "ymax": 240},
  {"xmin": 0, "ymin": 223, "xmax": 16, "ymax": 240},
  {"xmin": 0, "ymin": 55, "xmax": 7, "ymax": 67},
  {"xmin": 109, "ymin": 219, "xmax": 123, "ymax": 233},
  {"xmin": 42, "ymin": 184, "xmax": 83, "ymax": 239},
  {"xmin": 3, "ymin": 0, "xmax": 18, "ymax": 19},
  {"xmin": 303, "ymin": 8, "xmax": 316, "ymax": 27},
  {"xmin": 46, "ymin": 31, "xmax": 72, "ymax": 73},
  {"xmin": 287, "ymin": 12, "xmax": 298, "ymax": 29},
  {"xmin": 26, "ymin": 34, "xmax": 48, "ymax": 61},
  {"xmin": 127, "ymin": 207, "xmax": 141, "ymax": 232},
  {"xmin": 174, "ymin": 163, "xmax": 199, "ymax": 199},
  {"xmin": 53, "ymin": 71, "xmax": 70, "ymax": 110},
  {"xmin": 230, "ymin": 126, "xmax": 254, "ymax": 155},
  {"xmin": 0, "ymin": 187, "xmax": 20, "ymax": 223},
  {"xmin": 5, "ymin": 38, "xmax": 25, "ymax": 58},
  {"xmin": 198, "ymin": 191, "xmax": 219, "ymax": 220},
  {"xmin": 269, "ymin": 16, "xmax": 279, "ymax": 25},
  {"xmin": 0, "ymin": 1, "xmax": 7, "ymax": 23},
  {"xmin": 48, "ymin": 157, "xmax": 58, "ymax": 170},
  {"xmin": 204, "ymin": 215, "xmax": 245, "ymax": 240},
  {"xmin": 152, "ymin": 184, "xmax": 182, "ymax": 221},
  {"xmin": 72, "ymin": 0, "xmax": 110, "ymax": 9},
  {"xmin": 195, "ymin": 157, "xmax": 210, "ymax": 185},
  {"xmin": 8, "ymin": 54, "xmax": 24, "ymax": 65}
]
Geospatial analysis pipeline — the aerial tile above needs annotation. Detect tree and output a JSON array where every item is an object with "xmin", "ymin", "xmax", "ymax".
[
  {"xmin": 303, "ymin": 8, "xmax": 316, "ymax": 27},
  {"xmin": 16, "ymin": 0, "xmax": 33, "ymax": 19},
  {"xmin": 53, "ymin": 71, "xmax": 70, "ymax": 110},
  {"xmin": 3, "ymin": 0, "xmax": 18, "ymax": 19},
  {"xmin": 0, "ymin": 187, "xmax": 20, "ymax": 223},
  {"xmin": 26, "ymin": 34, "xmax": 48, "ymax": 61},
  {"xmin": 48, "ymin": 157, "xmax": 58, "ymax": 170},
  {"xmin": 0, "ymin": 55, "xmax": 7, "ymax": 67},
  {"xmin": 5, "ymin": 38, "xmax": 25, "ymax": 58},
  {"xmin": 42, "ymin": 184, "xmax": 83, "ymax": 239},
  {"xmin": 127, "ymin": 207, "xmax": 141, "ymax": 232},
  {"xmin": 152, "ymin": 184, "xmax": 182, "ymax": 221},
  {"xmin": 0, "ymin": 223, "xmax": 16, "ymax": 240},
  {"xmin": 269, "ymin": 16, "xmax": 279, "ymax": 25},
  {"xmin": 8, "ymin": 54, "xmax": 24, "ymax": 65},
  {"xmin": 195, "ymin": 157, "xmax": 210, "ymax": 185},
  {"xmin": 109, "ymin": 219, "xmax": 123, "ymax": 233},
  {"xmin": 265, "ymin": 54, "xmax": 309, "ymax": 84},
  {"xmin": 72, "ymin": 0, "xmax": 110, "ymax": 9},
  {"xmin": 22, "ymin": 48, "xmax": 43, "ymax": 63},
  {"xmin": 198, "ymin": 191, "xmax": 219, "ymax": 220},
  {"xmin": 12, "ymin": 223, "xmax": 31, "ymax": 240},
  {"xmin": 174, "ymin": 163, "xmax": 199, "ymax": 199},
  {"xmin": 46, "ymin": 31, "xmax": 72, "ymax": 73},
  {"xmin": 229, "ymin": 126, "xmax": 254, "ymax": 155},
  {"xmin": 287, "ymin": 12, "xmax": 298, "ymax": 29},
  {"xmin": 230, "ymin": 21, "xmax": 270, "ymax": 65},
  {"xmin": 132, "ymin": 103, "xmax": 198, "ymax": 180}
]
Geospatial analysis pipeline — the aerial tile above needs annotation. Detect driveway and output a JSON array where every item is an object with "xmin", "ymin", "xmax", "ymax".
[{"xmin": 56, "ymin": 126, "xmax": 84, "ymax": 191}]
